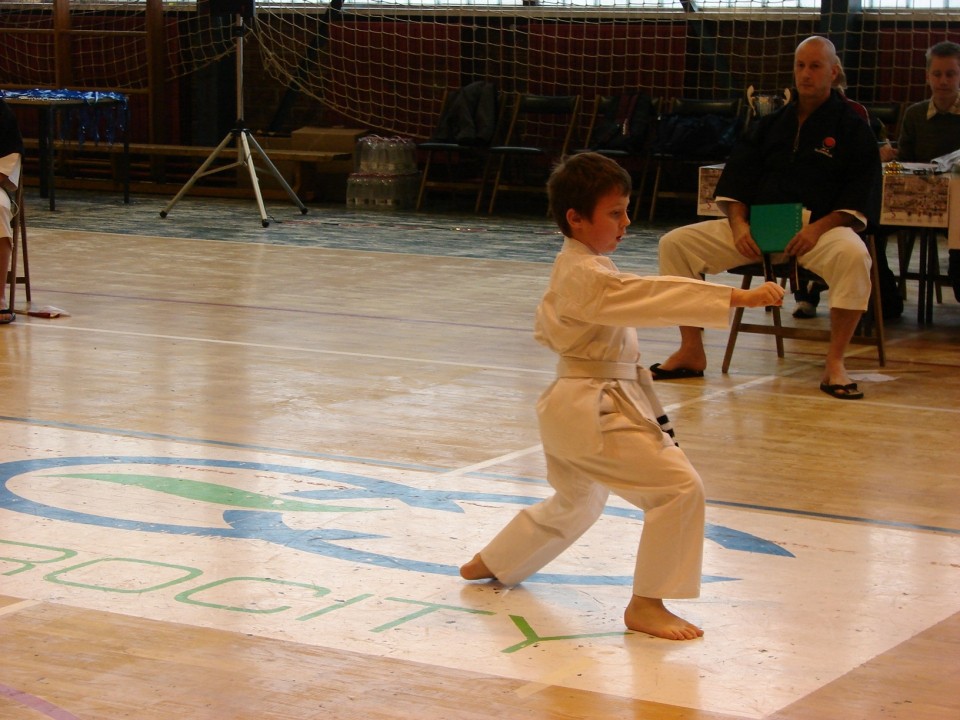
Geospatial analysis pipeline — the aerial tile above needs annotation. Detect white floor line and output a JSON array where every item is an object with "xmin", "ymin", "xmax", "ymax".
[
  {"xmin": 442, "ymin": 374, "xmax": 787, "ymax": 478},
  {"xmin": 22, "ymin": 323, "xmax": 553, "ymax": 375},
  {"xmin": 0, "ymin": 599, "xmax": 41, "ymax": 617},
  {"xmin": 441, "ymin": 444, "xmax": 544, "ymax": 477},
  {"xmin": 513, "ymin": 658, "xmax": 595, "ymax": 699},
  {"xmin": 662, "ymin": 372, "xmax": 785, "ymax": 412}
]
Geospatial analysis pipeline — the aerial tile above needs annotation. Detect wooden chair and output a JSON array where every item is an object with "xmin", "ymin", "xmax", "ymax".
[
  {"xmin": 415, "ymin": 83, "xmax": 501, "ymax": 211},
  {"xmin": 6, "ymin": 182, "xmax": 30, "ymax": 311},
  {"xmin": 646, "ymin": 97, "xmax": 745, "ymax": 221},
  {"xmin": 861, "ymin": 101, "xmax": 905, "ymax": 145},
  {"xmin": 721, "ymin": 235, "xmax": 886, "ymax": 373},
  {"xmin": 576, "ymin": 93, "xmax": 661, "ymax": 221},
  {"xmin": 476, "ymin": 93, "xmax": 582, "ymax": 214}
]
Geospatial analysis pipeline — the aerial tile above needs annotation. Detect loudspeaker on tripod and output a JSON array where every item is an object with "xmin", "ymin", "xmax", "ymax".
[
  {"xmin": 208, "ymin": 0, "xmax": 255, "ymax": 19},
  {"xmin": 162, "ymin": 0, "xmax": 308, "ymax": 225}
]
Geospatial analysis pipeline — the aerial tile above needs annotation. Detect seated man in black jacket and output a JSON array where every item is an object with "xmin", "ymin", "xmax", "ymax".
[{"xmin": 650, "ymin": 36, "xmax": 881, "ymax": 400}]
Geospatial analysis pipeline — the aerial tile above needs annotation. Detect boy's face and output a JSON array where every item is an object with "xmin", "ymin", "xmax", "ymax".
[
  {"xmin": 567, "ymin": 190, "xmax": 631, "ymax": 255},
  {"xmin": 927, "ymin": 54, "xmax": 960, "ymax": 108}
]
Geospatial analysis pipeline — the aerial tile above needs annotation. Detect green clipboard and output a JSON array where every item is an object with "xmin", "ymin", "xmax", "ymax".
[{"xmin": 750, "ymin": 203, "xmax": 802, "ymax": 252}]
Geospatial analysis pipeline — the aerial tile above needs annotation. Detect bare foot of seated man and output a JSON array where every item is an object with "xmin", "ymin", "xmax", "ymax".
[
  {"xmin": 818, "ymin": 341, "xmax": 865, "ymax": 399},
  {"xmin": 624, "ymin": 595, "xmax": 704, "ymax": 641},
  {"xmin": 819, "ymin": 370, "xmax": 863, "ymax": 399},
  {"xmin": 650, "ymin": 330, "xmax": 708, "ymax": 380}
]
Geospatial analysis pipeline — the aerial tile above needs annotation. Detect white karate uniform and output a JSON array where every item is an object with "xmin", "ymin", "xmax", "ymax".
[
  {"xmin": 478, "ymin": 238, "xmax": 732, "ymax": 598},
  {"xmin": 0, "ymin": 152, "xmax": 22, "ymax": 239}
]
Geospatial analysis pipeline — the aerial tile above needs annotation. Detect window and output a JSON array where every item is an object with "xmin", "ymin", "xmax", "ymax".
[{"xmin": 55, "ymin": 0, "xmax": 960, "ymax": 10}]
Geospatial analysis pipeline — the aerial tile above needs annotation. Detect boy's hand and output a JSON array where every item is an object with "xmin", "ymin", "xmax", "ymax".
[{"xmin": 731, "ymin": 281, "xmax": 785, "ymax": 308}]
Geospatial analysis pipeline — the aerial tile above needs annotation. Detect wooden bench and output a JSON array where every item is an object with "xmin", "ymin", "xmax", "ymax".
[{"xmin": 20, "ymin": 137, "xmax": 353, "ymax": 201}]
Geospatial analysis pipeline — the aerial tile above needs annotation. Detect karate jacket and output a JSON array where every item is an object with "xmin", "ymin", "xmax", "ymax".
[
  {"xmin": 716, "ymin": 89, "xmax": 881, "ymax": 228},
  {"xmin": 534, "ymin": 238, "xmax": 731, "ymax": 458},
  {"xmin": 0, "ymin": 99, "xmax": 23, "ymax": 193}
]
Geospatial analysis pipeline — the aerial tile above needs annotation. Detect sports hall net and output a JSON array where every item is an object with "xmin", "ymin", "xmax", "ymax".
[{"xmin": 0, "ymin": 1, "xmax": 957, "ymax": 139}]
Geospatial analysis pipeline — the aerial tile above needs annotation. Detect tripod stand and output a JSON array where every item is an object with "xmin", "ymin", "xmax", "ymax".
[{"xmin": 160, "ymin": 13, "xmax": 307, "ymax": 227}]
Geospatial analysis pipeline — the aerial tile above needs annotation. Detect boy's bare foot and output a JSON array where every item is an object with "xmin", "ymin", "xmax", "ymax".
[
  {"xmin": 624, "ymin": 595, "xmax": 703, "ymax": 640},
  {"xmin": 459, "ymin": 553, "xmax": 496, "ymax": 581}
]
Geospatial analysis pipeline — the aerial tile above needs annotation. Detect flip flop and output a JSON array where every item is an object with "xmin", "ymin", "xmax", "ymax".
[
  {"xmin": 0, "ymin": 308, "xmax": 14, "ymax": 325},
  {"xmin": 819, "ymin": 382, "xmax": 863, "ymax": 400},
  {"xmin": 649, "ymin": 362, "xmax": 704, "ymax": 380}
]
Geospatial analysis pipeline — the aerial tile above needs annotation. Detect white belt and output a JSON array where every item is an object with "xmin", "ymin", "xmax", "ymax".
[{"xmin": 554, "ymin": 357, "xmax": 677, "ymax": 444}]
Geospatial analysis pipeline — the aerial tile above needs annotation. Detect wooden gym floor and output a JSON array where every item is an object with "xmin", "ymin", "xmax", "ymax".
[{"xmin": 1, "ymin": 189, "xmax": 958, "ymax": 719}]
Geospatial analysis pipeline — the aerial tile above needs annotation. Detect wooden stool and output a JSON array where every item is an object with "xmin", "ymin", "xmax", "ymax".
[
  {"xmin": 6, "ymin": 182, "xmax": 31, "ymax": 310},
  {"xmin": 897, "ymin": 228, "xmax": 950, "ymax": 325}
]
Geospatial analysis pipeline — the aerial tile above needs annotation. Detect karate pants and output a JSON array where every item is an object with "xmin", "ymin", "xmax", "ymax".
[
  {"xmin": 660, "ymin": 218, "xmax": 872, "ymax": 311},
  {"xmin": 0, "ymin": 188, "xmax": 12, "ymax": 239},
  {"xmin": 0, "ymin": 154, "xmax": 20, "ymax": 240},
  {"xmin": 479, "ymin": 420, "xmax": 705, "ymax": 599}
]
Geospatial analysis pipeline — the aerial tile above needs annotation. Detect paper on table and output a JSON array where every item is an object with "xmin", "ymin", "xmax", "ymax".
[
  {"xmin": 932, "ymin": 148, "xmax": 960, "ymax": 173},
  {"xmin": 949, "ymin": 175, "xmax": 960, "ymax": 250}
]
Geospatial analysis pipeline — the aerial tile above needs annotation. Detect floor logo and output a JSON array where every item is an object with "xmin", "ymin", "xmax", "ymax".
[{"xmin": 0, "ymin": 456, "xmax": 792, "ymax": 585}]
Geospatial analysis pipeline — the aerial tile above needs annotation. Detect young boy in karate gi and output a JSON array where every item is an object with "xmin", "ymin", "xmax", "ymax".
[{"xmin": 460, "ymin": 152, "xmax": 783, "ymax": 640}]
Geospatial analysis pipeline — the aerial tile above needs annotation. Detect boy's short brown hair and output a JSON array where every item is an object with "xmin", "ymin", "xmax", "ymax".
[
  {"xmin": 547, "ymin": 152, "xmax": 632, "ymax": 236},
  {"xmin": 927, "ymin": 41, "xmax": 960, "ymax": 68}
]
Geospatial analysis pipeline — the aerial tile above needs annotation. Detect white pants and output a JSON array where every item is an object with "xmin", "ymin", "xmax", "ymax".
[
  {"xmin": 660, "ymin": 219, "xmax": 872, "ymax": 311},
  {"xmin": 480, "ymin": 418, "xmax": 705, "ymax": 599},
  {"xmin": 0, "ymin": 153, "xmax": 21, "ymax": 240},
  {"xmin": 0, "ymin": 190, "xmax": 12, "ymax": 239}
]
